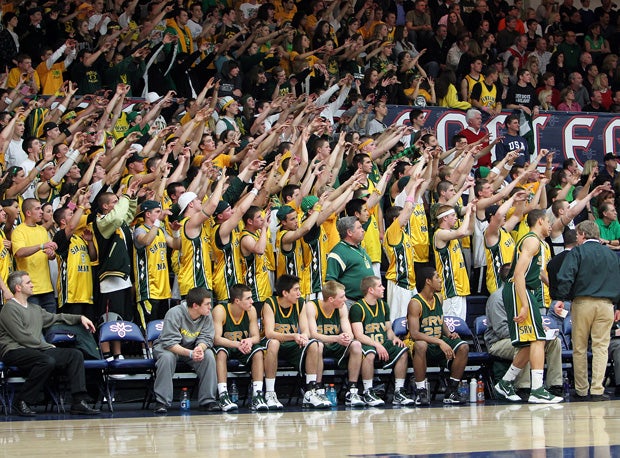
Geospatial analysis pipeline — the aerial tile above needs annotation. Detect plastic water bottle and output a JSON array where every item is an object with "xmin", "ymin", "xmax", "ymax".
[
  {"xmin": 180, "ymin": 387, "xmax": 190, "ymax": 411},
  {"xmin": 476, "ymin": 377, "xmax": 485, "ymax": 404},
  {"xmin": 563, "ymin": 372, "xmax": 571, "ymax": 399},
  {"xmin": 459, "ymin": 380, "xmax": 469, "ymax": 400},
  {"xmin": 327, "ymin": 384, "xmax": 337, "ymax": 406},
  {"xmin": 230, "ymin": 381, "xmax": 239, "ymax": 403},
  {"xmin": 469, "ymin": 378, "xmax": 477, "ymax": 403}
]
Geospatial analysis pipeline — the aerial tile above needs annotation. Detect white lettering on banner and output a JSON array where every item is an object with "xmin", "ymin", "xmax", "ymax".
[
  {"xmin": 563, "ymin": 116, "xmax": 595, "ymax": 161},
  {"xmin": 603, "ymin": 118, "xmax": 620, "ymax": 157},
  {"xmin": 532, "ymin": 115, "xmax": 550, "ymax": 155},
  {"xmin": 385, "ymin": 107, "xmax": 617, "ymax": 162}
]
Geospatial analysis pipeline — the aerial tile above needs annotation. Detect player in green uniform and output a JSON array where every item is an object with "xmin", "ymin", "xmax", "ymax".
[
  {"xmin": 350, "ymin": 276, "xmax": 415, "ymax": 407},
  {"xmin": 213, "ymin": 284, "xmax": 268, "ymax": 411},
  {"xmin": 262, "ymin": 274, "xmax": 330, "ymax": 409},
  {"xmin": 495, "ymin": 209, "xmax": 563, "ymax": 404},
  {"xmin": 407, "ymin": 267, "xmax": 469, "ymax": 405},
  {"xmin": 305, "ymin": 280, "xmax": 365, "ymax": 407}
]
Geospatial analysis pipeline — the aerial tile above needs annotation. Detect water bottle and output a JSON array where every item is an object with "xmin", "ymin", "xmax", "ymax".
[
  {"xmin": 469, "ymin": 378, "xmax": 477, "ymax": 403},
  {"xmin": 230, "ymin": 381, "xmax": 239, "ymax": 403},
  {"xmin": 180, "ymin": 387, "xmax": 190, "ymax": 411},
  {"xmin": 459, "ymin": 380, "xmax": 469, "ymax": 400},
  {"xmin": 476, "ymin": 377, "xmax": 485, "ymax": 404},
  {"xmin": 327, "ymin": 384, "xmax": 337, "ymax": 406},
  {"xmin": 563, "ymin": 371, "xmax": 571, "ymax": 399}
]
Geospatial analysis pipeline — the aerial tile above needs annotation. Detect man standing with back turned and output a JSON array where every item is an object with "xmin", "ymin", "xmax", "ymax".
[{"xmin": 556, "ymin": 221, "xmax": 620, "ymax": 401}]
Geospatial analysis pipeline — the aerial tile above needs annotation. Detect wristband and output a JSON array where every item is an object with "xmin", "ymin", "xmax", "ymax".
[
  {"xmin": 405, "ymin": 196, "xmax": 415, "ymax": 204},
  {"xmin": 67, "ymin": 201, "xmax": 77, "ymax": 210},
  {"xmin": 40, "ymin": 243, "xmax": 45, "ymax": 251},
  {"xmin": 153, "ymin": 219, "xmax": 162, "ymax": 228},
  {"xmin": 201, "ymin": 208, "xmax": 210, "ymax": 217},
  {"xmin": 62, "ymin": 127, "xmax": 71, "ymax": 137},
  {"xmin": 78, "ymin": 205, "xmax": 86, "ymax": 210},
  {"xmin": 4, "ymin": 97, "xmax": 12, "ymax": 104},
  {"xmin": 490, "ymin": 166, "xmax": 500, "ymax": 176},
  {"xmin": 57, "ymin": 104, "xmax": 67, "ymax": 113},
  {"xmin": 173, "ymin": 230, "xmax": 181, "ymax": 238},
  {"xmin": 250, "ymin": 188, "xmax": 259, "ymax": 196},
  {"xmin": 189, "ymin": 350, "xmax": 193, "ymax": 359},
  {"xmin": 503, "ymin": 163, "xmax": 512, "ymax": 171}
]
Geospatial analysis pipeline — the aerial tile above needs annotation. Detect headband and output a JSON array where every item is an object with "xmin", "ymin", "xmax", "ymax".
[{"xmin": 437, "ymin": 208, "xmax": 456, "ymax": 219}]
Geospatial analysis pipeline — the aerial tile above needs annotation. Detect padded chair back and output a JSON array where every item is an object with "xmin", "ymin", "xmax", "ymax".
[
  {"xmin": 99, "ymin": 320, "xmax": 147, "ymax": 345},
  {"xmin": 444, "ymin": 315, "xmax": 473, "ymax": 338},
  {"xmin": 474, "ymin": 316, "xmax": 488, "ymax": 336},
  {"xmin": 146, "ymin": 320, "xmax": 164, "ymax": 344},
  {"xmin": 392, "ymin": 316, "xmax": 408, "ymax": 338}
]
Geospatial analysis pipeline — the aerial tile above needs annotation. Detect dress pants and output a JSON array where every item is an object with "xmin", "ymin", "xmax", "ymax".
[
  {"xmin": 3, "ymin": 347, "xmax": 87, "ymax": 403},
  {"xmin": 571, "ymin": 296, "xmax": 614, "ymax": 396}
]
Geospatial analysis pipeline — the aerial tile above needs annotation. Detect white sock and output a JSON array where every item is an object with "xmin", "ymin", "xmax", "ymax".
[
  {"xmin": 253, "ymin": 381, "xmax": 263, "ymax": 395},
  {"xmin": 503, "ymin": 364, "xmax": 522, "ymax": 382},
  {"xmin": 531, "ymin": 370, "xmax": 544, "ymax": 390},
  {"xmin": 306, "ymin": 373, "xmax": 317, "ymax": 385},
  {"xmin": 265, "ymin": 378, "xmax": 276, "ymax": 393},
  {"xmin": 218, "ymin": 383, "xmax": 227, "ymax": 395},
  {"xmin": 416, "ymin": 380, "xmax": 427, "ymax": 390},
  {"xmin": 395, "ymin": 378, "xmax": 405, "ymax": 390},
  {"xmin": 363, "ymin": 380, "xmax": 373, "ymax": 392}
]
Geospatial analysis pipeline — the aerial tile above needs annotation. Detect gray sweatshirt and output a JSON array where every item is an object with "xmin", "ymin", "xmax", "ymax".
[{"xmin": 154, "ymin": 303, "xmax": 214, "ymax": 353}]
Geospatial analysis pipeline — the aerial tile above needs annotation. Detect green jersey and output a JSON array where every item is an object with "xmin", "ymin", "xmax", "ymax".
[
  {"xmin": 507, "ymin": 232, "xmax": 543, "ymax": 291},
  {"xmin": 412, "ymin": 293, "xmax": 444, "ymax": 339},
  {"xmin": 312, "ymin": 300, "xmax": 341, "ymax": 336},
  {"xmin": 350, "ymin": 299, "xmax": 390, "ymax": 344},
  {"xmin": 264, "ymin": 296, "xmax": 304, "ymax": 334},
  {"xmin": 220, "ymin": 303, "xmax": 250, "ymax": 342}
]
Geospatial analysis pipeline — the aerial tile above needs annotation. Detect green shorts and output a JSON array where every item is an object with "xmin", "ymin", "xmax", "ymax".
[
  {"xmin": 214, "ymin": 342, "xmax": 266, "ymax": 367},
  {"xmin": 262, "ymin": 337, "xmax": 319, "ymax": 374},
  {"xmin": 425, "ymin": 336, "xmax": 467, "ymax": 366},
  {"xmin": 361, "ymin": 340, "xmax": 408, "ymax": 370},
  {"xmin": 323, "ymin": 342, "xmax": 350, "ymax": 368}
]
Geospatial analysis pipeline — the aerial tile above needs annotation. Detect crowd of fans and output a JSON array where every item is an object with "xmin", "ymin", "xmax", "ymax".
[{"xmin": 0, "ymin": 0, "xmax": 618, "ymax": 413}]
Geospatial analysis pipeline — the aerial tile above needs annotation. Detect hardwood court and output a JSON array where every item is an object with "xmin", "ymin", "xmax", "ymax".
[{"xmin": 2, "ymin": 400, "xmax": 620, "ymax": 457}]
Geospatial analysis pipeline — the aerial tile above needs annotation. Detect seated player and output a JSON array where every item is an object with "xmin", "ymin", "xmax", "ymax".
[
  {"xmin": 262, "ymin": 274, "xmax": 331, "ymax": 409},
  {"xmin": 305, "ymin": 280, "xmax": 365, "ymax": 407},
  {"xmin": 213, "ymin": 284, "xmax": 269, "ymax": 411},
  {"xmin": 350, "ymin": 276, "xmax": 415, "ymax": 407},
  {"xmin": 407, "ymin": 267, "xmax": 469, "ymax": 405}
]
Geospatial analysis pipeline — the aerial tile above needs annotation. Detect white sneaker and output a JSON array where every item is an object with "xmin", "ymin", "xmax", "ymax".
[
  {"xmin": 265, "ymin": 391, "xmax": 283, "ymax": 410},
  {"xmin": 303, "ymin": 389, "xmax": 330, "ymax": 409},
  {"xmin": 345, "ymin": 388, "xmax": 366, "ymax": 408}
]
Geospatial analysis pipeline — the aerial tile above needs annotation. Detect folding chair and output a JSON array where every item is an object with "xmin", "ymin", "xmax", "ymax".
[{"xmin": 99, "ymin": 320, "xmax": 155, "ymax": 412}]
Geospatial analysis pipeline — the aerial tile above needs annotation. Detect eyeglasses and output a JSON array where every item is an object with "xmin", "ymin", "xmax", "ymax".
[{"xmin": 87, "ymin": 131, "xmax": 96, "ymax": 135}]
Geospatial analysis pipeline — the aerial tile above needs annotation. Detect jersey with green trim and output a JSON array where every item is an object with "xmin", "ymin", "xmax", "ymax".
[
  {"xmin": 413, "ymin": 293, "xmax": 444, "ymax": 339},
  {"xmin": 264, "ymin": 296, "xmax": 304, "ymax": 334},
  {"xmin": 350, "ymin": 299, "xmax": 390, "ymax": 343},
  {"xmin": 312, "ymin": 300, "xmax": 341, "ymax": 336}
]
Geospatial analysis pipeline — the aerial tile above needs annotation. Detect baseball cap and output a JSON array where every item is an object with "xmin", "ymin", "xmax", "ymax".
[
  {"xmin": 126, "ymin": 152, "xmax": 144, "ymax": 165},
  {"xmin": 42, "ymin": 122, "xmax": 59, "ymax": 133},
  {"xmin": 139, "ymin": 200, "xmax": 161, "ymax": 213},
  {"xmin": 604, "ymin": 153, "xmax": 618, "ymax": 161},
  {"xmin": 301, "ymin": 195, "xmax": 319, "ymax": 214},
  {"xmin": 276, "ymin": 205, "xmax": 295, "ymax": 221},
  {"xmin": 178, "ymin": 192, "xmax": 198, "ymax": 214},
  {"xmin": 214, "ymin": 200, "xmax": 231, "ymax": 216}
]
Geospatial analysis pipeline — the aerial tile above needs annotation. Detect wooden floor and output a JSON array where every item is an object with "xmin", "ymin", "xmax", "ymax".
[{"xmin": 1, "ymin": 401, "xmax": 620, "ymax": 457}]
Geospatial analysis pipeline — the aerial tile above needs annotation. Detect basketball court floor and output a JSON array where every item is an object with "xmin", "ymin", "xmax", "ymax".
[{"xmin": 1, "ymin": 400, "xmax": 619, "ymax": 457}]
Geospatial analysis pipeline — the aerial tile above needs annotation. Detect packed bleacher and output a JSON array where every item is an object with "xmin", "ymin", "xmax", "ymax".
[{"xmin": 0, "ymin": 0, "xmax": 619, "ymax": 417}]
